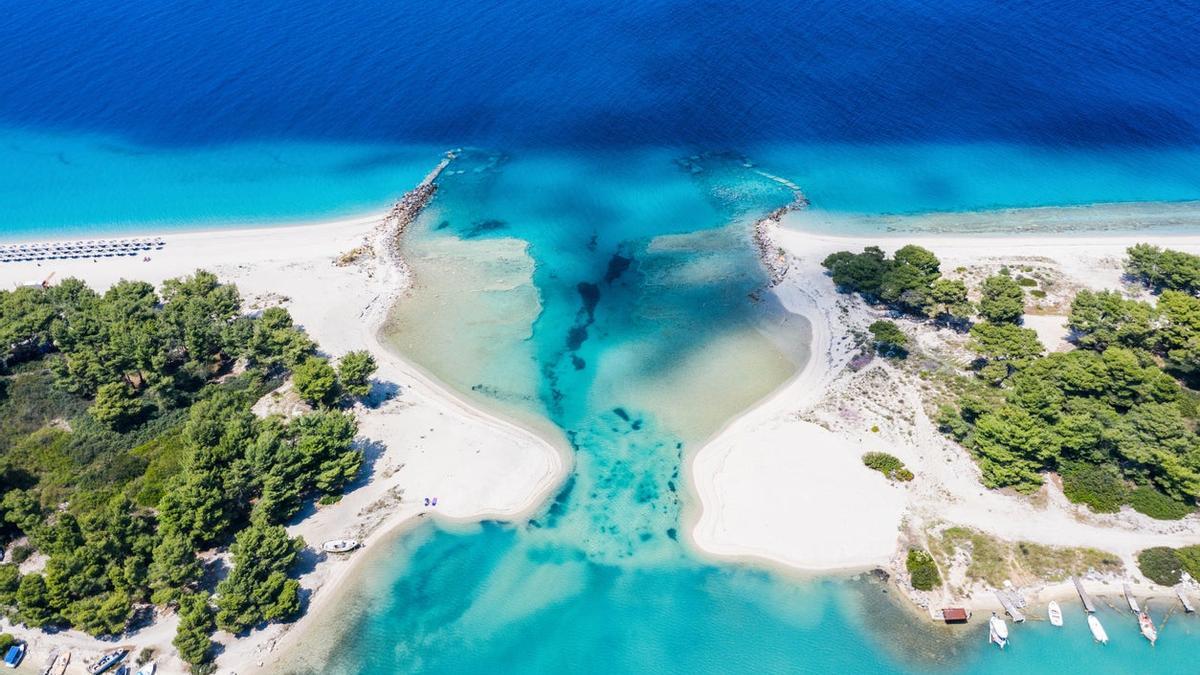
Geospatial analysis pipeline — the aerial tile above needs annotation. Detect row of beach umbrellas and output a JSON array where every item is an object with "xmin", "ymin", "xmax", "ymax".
[{"xmin": 0, "ymin": 238, "xmax": 165, "ymax": 262}]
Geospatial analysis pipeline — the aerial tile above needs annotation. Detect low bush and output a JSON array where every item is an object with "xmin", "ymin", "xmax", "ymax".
[
  {"xmin": 1176, "ymin": 545, "xmax": 1200, "ymax": 582},
  {"xmin": 0, "ymin": 633, "xmax": 13, "ymax": 652},
  {"xmin": 862, "ymin": 452, "xmax": 913, "ymax": 482},
  {"xmin": 1060, "ymin": 461, "xmax": 1127, "ymax": 513},
  {"xmin": 1138, "ymin": 547, "xmax": 1183, "ymax": 585},
  {"xmin": 906, "ymin": 548, "xmax": 941, "ymax": 590},
  {"xmin": 1129, "ymin": 486, "xmax": 1194, "ymax": 520},
  {"xmin": 1016, "ymin": 276, "xmax": 1038, "ymax": 287}
]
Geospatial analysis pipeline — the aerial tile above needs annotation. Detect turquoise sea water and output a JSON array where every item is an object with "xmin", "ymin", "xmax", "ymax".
[{"xmin": 4, "ymin": 0, "xmax": 1200, "ymax": 670}]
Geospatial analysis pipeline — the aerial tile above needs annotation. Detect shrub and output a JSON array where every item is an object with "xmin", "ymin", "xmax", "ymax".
[
  {"xmin": 10, "ymin": 545, "xmax": 33, "ymax": 564},
  {"xmin": 1129, "ymin": 486, "xmax": 1194, "ymax": 520},
  {"xmin": 1060, "ymin": 461, "xmax": 1127, "ymax": 513},
  {"xmin": 1137, "ymin": 547, "xmax": 1183, "ymax": 585},
  {"xmin": 1030, "ymin": 289, "xmax": 1047, "ymax": 299},
  {"xmin": 1176, "ymin": 545, "xmax": 1200, "ymax": 582},
  {"xmin": 862, "ymin": 452, "xmax": 913, "ymax": 482},
  {"xmin": 0, "ymin": 633, "xmax": 13, "ymax": 652},
  {"xmin": 869, "ymin": 320, "xmax": 909, "ymax": 358},
  {"xmin": 906, "ymin": 548, "xmax": 941, "ymax": 590}
]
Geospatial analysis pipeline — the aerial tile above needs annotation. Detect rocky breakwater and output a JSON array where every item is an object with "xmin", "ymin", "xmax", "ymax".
[{"xmin": 753, "ymin": 185, "xmax": 808, "ymax": 288}]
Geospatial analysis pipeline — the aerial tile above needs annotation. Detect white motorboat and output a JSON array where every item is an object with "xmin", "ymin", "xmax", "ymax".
[
  {"xmin": 1139, "ymin": 611, "xmax": 1157, "ymax": 645},
  {"xmin": 989, "ymin": 613, "xmax": 1009, "ymax": 649},
  {"xmin": 1088, "ymin": 614, "xmax": 1109, "ymax": 644},
  {"xmin": 87, "ymin": 648, "xmax": 127, "ymax": 674},
  {"xmin": 134, "ymin": 662, "xmax": 156, "ymax": 675},
  {"xmin": 1047, "ymin": 600, "xmax": 1063, "ymax": 627},
  {"xmin": 321, "ymin": 539, "xmax": 360, "ymax": 553}
]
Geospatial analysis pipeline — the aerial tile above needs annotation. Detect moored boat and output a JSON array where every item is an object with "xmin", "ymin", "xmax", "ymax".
[
  {"xmin": 134, "ymin": 661, "xmax": 157, "ymax": 675},
  {"xmin": 1088, "ymin": 614, "xmax": 1109, "ymax": 644},
  {"xmin": 1139, "ymin": 611, "xmax": 1157, "ymax": 645},
  {"xmin": 988, "ymin": 613, "xmax": 1008, "ymax": 649},
  {"xmin": 1047, "ymin": 601, "xmax": 1063, "ymax": 627},
  {"xmin": 88, "ymin": 648, "xmax": 128, "ymax": 674}
]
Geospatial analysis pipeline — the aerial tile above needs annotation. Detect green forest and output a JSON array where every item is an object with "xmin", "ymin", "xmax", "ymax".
[
  {"xmin": 823, "ymin": 243, "xmax": 1200, "ymax": 519},
  {"xmin": 0, "ymin": 270, "xmax": 376, "ymax": 671}
]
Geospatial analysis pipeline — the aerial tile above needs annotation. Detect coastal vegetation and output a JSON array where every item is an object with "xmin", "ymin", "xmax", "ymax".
[
  {"xmin": 929, "ymin": 526, "xmax": 1122, "ymax": 588},
  {"xmin": 0, "ymin": 270, "xmax": 376, "ymax": 670},
  {"xmin": 868, "ymin": 320, "xmax": 908, "ymax": 359},
  {"xmin": 861, "ymin": 451, "xmax": 913, "ymax": 482},
  {"xmin": 905, "ymin": 548, "xmax": 941, "ymax": 590},
  {"xmin": 818, "ymin": 243, "xmax": 1200, "ymax": 517},
  {"xmin": 821, "ymin": 245, "xmax": 973, "ymax": 326},
  {"xmin": 1136, "ymin": 547, "xmax": 1186, "ymax": 586}
]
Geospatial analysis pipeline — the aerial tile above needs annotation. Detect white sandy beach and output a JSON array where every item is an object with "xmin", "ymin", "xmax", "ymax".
[
  {"xmin": 688, "ymin": 213, "xmax": 1200, "ymax": 608},
  {"xmin": 0, "ymin": 213, "xmax": 568, "ymax": 674}
]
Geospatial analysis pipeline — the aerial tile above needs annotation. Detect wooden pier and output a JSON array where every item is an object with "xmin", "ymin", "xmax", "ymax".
[
  {"xmin": 994, "ymin": 590, "xmax": 1025, "ymax": 622},
  {"xmin": 1178, "ymin": 587, "xmax": 1196, "ymax": 613},
  {"xmin": 1123, "ymin": 583, "xmax": 1140, "ymax": 613},
  {"xmin": 1073, "ymin": 577, "xmax": 1097, "ymax": 613}
]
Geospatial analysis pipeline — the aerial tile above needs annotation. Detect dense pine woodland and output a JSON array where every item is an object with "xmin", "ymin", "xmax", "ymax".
[
  {"xmin": 0, "ymin": 270, "xmax": 376, "ymax": 670},
  {"xmin": 823, "ymin": 244, "xmax": 1200, "ymax": 520}
]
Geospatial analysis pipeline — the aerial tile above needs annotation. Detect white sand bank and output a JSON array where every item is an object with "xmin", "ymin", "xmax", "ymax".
[{"xmin": 690, "ymin": 215, "xmax": 1200, "ymax": 582}]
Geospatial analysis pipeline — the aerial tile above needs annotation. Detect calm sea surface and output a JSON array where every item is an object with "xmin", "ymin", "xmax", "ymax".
[{"xmin": 2, "ymin": 1, "xmax": 1199, "ymax": 672}]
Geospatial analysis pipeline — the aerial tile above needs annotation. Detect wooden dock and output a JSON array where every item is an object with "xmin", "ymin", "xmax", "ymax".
[
  {"xmin": 1178, "ymin": 587, "xmax": 1196, "ymax": 613},
  {"xmin": 994, "ymin": 590, "xmax": 1026, "ymax": 622},
  {"xmin": 1123, "ymin": 583, "xmax": 1140, "ymax": 613},
  {"xmin": 1073, "ymin": 577, "xmax": 1097, "ymax": 613}
]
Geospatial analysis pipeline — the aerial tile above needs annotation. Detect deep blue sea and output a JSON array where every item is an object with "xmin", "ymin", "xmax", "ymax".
[{"xmin": 3, "ymin": 1, "xmax": 1200, "ymax": 673}]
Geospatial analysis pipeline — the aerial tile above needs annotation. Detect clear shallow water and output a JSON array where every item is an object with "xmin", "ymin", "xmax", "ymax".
[
  {"xmin": 290, "ymin": 522, "xmax": 1200, "ymax": 675},
  {"xmin": 3, "ymin": 0, "xmax": 1200, "ymax": 672}
]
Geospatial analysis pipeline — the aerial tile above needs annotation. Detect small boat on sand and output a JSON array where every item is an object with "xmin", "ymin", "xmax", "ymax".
[
  {"xmin": 44, "ymin": 652, "xmax": 70, "ymax": 675},
  {"xmin": 2, "ymin": 643, "xmax": 25, "ymax": 668},
  {"xmin": 989, "ymin": 613, "xmax": 1009, "ymax": 649},
  {"xmin": 321, "ymin": 539, "xmax": 359, "ymax": 553},
  {"xmin": 1088, "ymin": 614, "xmax": 1109, "ymax": 644},
  {"xmin": 1139, "ymin": 611, "xmax": 1157, "ymax": 645},
  {"xmin": 88, "ymin": 648, "xmax": 128, "ymax": 674},
  {"xmin": 1047, "ymin": 601, "xmax": 1063, "ymax": 627},
  {"xmin": 134, "ymin": 661, "xmax": 157, "ymax": 675}
]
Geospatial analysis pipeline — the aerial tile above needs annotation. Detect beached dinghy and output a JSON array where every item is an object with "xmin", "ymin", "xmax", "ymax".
[
  {"xmin": 2, "ymin": 643, "xmax": 25, "ymax": 668},
  {"xmin": 1088, "ymin": 614, "xmax": 1108, "ymax": 644},
  {"xmin": 1047, "ymin": 601, "xmax": 1063, "ymax": 627},
  {"xmin": 88, "ymin": 648, "xmax": 127, "ymax": 674},
  {"xmin": 1139, "ymin": 611, "xmax": 1157, "ymax": 645},
  {"xmin": 43, "ymin": 651, "xmax": 70, "ymax": 675},
  {"xmin": 134, "ymin": 661, "xmax": 157, "ymax": 675},
  {"xmin": 321, "ymin": 539, "xmax": 360, "ymax": 553},
  {"xmin": 988, "ymin": 613, "xmax": 1008, "ymax": 649}
]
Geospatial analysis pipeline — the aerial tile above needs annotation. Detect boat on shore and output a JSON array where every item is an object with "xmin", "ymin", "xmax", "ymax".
[
  {"xmin": 1047, "ymin": 601, "xmax": 1063, "ymax": 627},
  {"xmin": 88, "ymin": 648, "xmax": 128, "ymax": 674},
  {"xmin": 1088, "ymin": 614, "xmax": 1109, "ymax": 644},
  {"xmin": 134, "ymin": 661, "xmax": 157, "ymax": 675},
  {"xmin": 2, "ymin": 642, "xmax": 25, "ymax": 668},
  {"xmin": 43, "ymin": 652, "xmax": 70, "ymax": 675},
  {"xmin": 321, "ymin": 539, "xmax": 360, "ymax": 553},
  {"xmin": 1139, "ymin": 611, "xmax": 1157, "ymax": 645},
  {"xmin": 988, "ymin": 613, "xmax": 1009, "ymax": 649}
]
